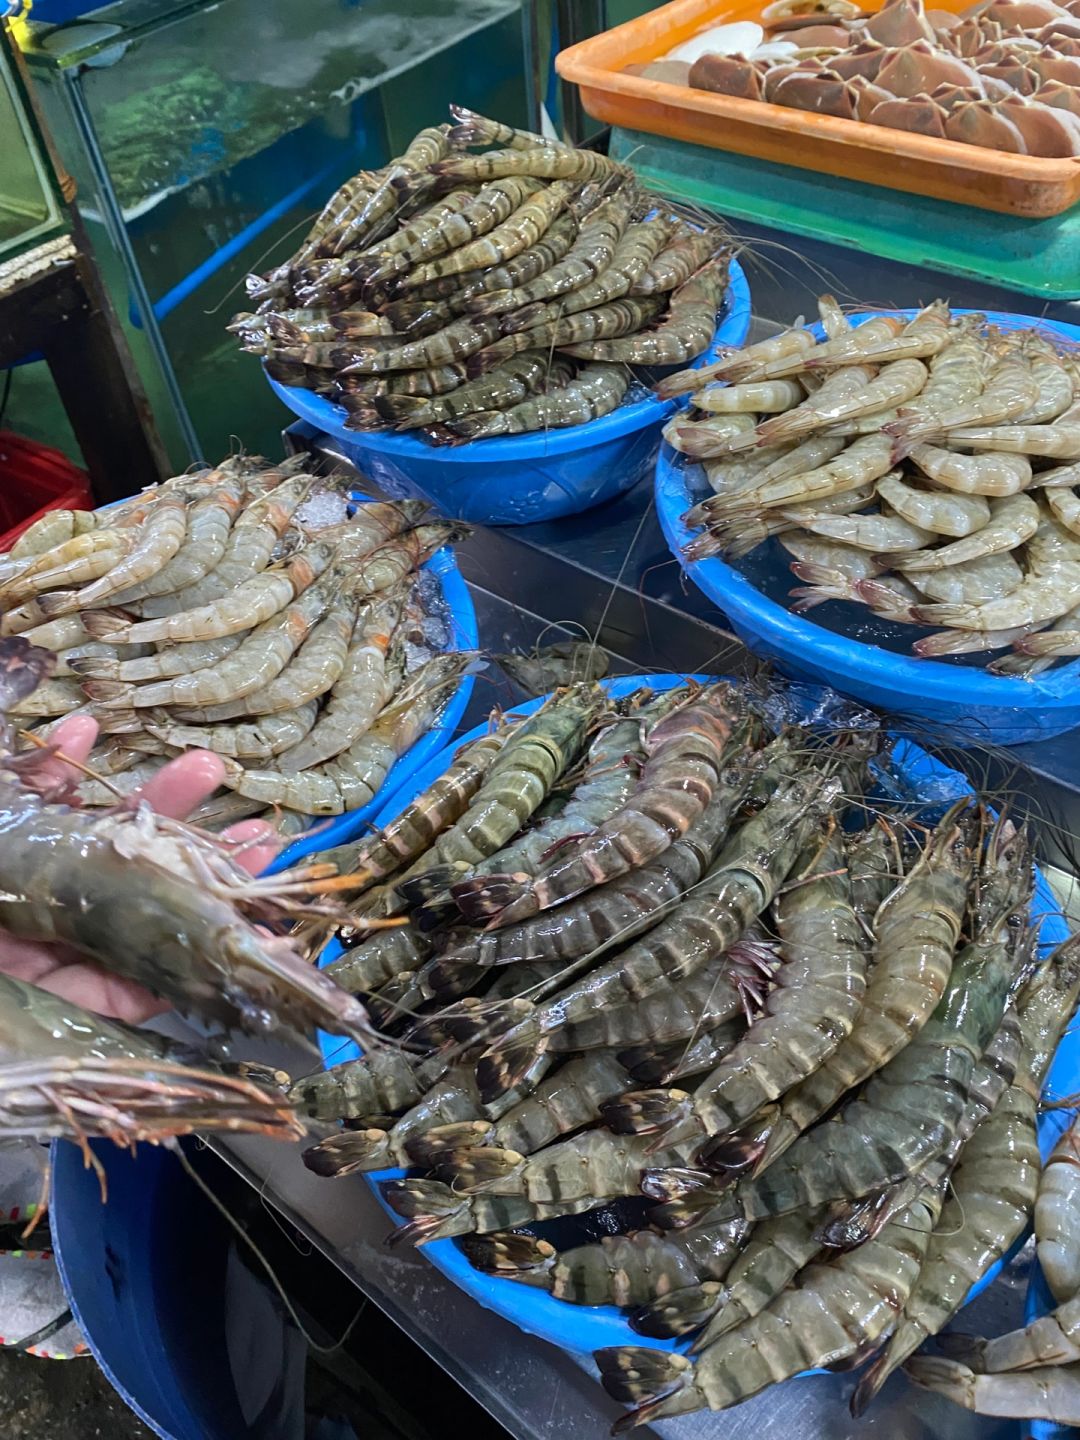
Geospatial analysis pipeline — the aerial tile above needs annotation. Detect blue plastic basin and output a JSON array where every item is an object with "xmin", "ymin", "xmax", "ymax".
[
  {"xmin": 316, "ymin": 672, "xmax": 1070, "ymax": 1359},
  {"xmin": 655, "ymin": 309, "xmax": 1080, "ymax": 747},
  {"xmin": 264, "ymin": 259, "xmax": 751, "ymax": 526}
]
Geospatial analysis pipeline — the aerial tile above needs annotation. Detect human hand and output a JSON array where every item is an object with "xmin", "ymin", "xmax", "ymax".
[{"xmin": 0, "ymin": 714, "xmax": 281, "ymax": 1023}]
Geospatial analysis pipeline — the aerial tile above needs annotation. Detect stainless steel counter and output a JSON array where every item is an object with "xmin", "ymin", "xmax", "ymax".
[{"xmin": 231, "ymin": 225, "xmax": 1080, "ymax": 1438}]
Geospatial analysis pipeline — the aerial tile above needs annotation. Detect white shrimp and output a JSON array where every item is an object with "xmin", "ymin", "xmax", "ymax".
[
  {"xmin": 915, "ymin": 622, "xmax": 1038, "ymax": 658},
  {"xmin": 794, "ymin": 498, "xmax": 933, "ymax": 552},
  {"xmin": 907, "ymin": 443, "xmax": 1032, "ymax": 496},
  {"xmin": 757, "ymin": 360, "xmax": 928, "ymax": 447},
  {"xmin": 83, "ymin": 571, "xmax": 339, "ymax": 709},
  {"xmin": 892, "ymin": 493, "xmax": 1040, "ymax": 571},
  {"xmin": 38, "ymin": 492, "xmax": 190, "ymax": 618},
  {"xmin": 21, "ymin": 615, "xmax": 97, "ymax": 652},
  {"xmin": 1045, "ymin": 487, "xmax": 1080, "ymax": 538},
  {"xmin": 219, "ymin": 653, "xmax": 468, "ymax": 814},
  {"xmin": 945, "ymin": 422, "xmax": 1080, "ymax": 459},
  {"xmin": 129, "ymin": 471, "xmax": 314, "ymax": 619},
  {"xmin": 0, "ymin": 532, "xmax": 131, "ymax": 607},
  {"xmin": 905, "ymin": 549, "xmax": 1024, "ymax": 605},
  {"xmin": 145, "ymin": 702, "xmax": 321, "ymax": 759},
  {"xmin": 876, "ymin": 471, "xmax": 990, "ymax": 538},
  {"xmin": 913, "ymin": 516, "xmax": 1080, "ymax": 630},
  {"xmin": 9, "ymin": 677, "xmax": 86, "ymax": 718},
  {"xmin": 276, "ymin": 587, "xmax": 406, "ymax": 771},
  {"xmin": 707, "ymin": 435, "xmax": 895, "ymax": 516},
  {"xmin": 9, "ymin": 508, "xmax": 97, "ymax": 559},
  {"xmin": 664, "ymin": 413, "xmax": 756, "ymax": 459},
  {"xmin": 1029, "ymin": 460, "xmax": 1080, "ymax": 489},
  {"xmin": 694, "ymin": 379, "xmax": 805, "ymax": 415},
  {"xmin": 70, "ymin": 632, "xmax": 250, "ymax": 684},
  {"xmin": 111, "ymin": 472, "xmax": 246, "ymax": 601}
]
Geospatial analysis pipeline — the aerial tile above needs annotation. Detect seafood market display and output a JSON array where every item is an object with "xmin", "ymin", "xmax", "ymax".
[
  {"xmin": 0, "ymin": 634, "xmax": 384, "ymax": 1151},
  {"xmin": 289, "ymin": 674, "xmax": 1078, "ymax": 1429},
  {"xmin": 232, "ymin": 107, "xmax": 731, "ymax": 443},
  {"xmin": 665, "ymin": 297, "xmax": 1080, "ymax": 669},
  {"xmin": 632, "ymin": 0, "xmax": 1080, "ymax": 159},
  {"xmin": 1, "ymin": 455, "xmax": 473, "ymax": 819}
]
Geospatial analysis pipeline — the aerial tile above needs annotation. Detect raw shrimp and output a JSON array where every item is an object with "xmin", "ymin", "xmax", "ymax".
[
  {"xmin": 110, "ymin": 470, "xmax": 318, "ymax": 620},
  {"xmin": 184, "ymin": 581, "xmax": 360, "ymax": 720},
  {"xmin": 746, "ymin": 802, "xmax": 972, "ymax": 1176},
  {"xmin": 379, "ymin": 1177, "xmax": 603, "ymax": 1244},
  {"xmin": 945, "ymin": 421, "xmax": 1080, "ymax": 458},
  {"xmin": 71, "ymin": 632, "xmax": 249, "ymax": 684},
  {"xmin": 597, "ymin": 1190, "xmax": 940, "ymax": 1427},
  {"xmin": 607, "ymin": 828, "xmax": 866, "ymax": 1145},
  {"xmin": 907, "ymin": 442, "xmax": 1032, "ymax": 496},
  {"xmin": 0, "ymin": 532, "xmax": 130, "ymax": 607},
  {"xmin": 560, "ymin": 261, "xmax": 728, "ymax": 366},
  {"xmin": 452, "ymin": 684, "xmax": 741, "ymax": 926},
  {"xmin": 288, "ymin": 1045, "xmax": 447, "ymax": 1124},
  {"xmin": 1037, "ymin": 1118, "xmax": 1080, "ymax": 1304},
  {"xmin": 391, "ymin": 685, "xmax": 605, "ymax": 900},
  {"xmin": 504, "ymin": 217, "xmax": 678, "ymax": 333},
  {"xmin": 913, "ymin": 516, "xmax": 1080, "ymax": 630},
  {"xmin": 9, "ymin": 508, "xmax": 96, "ymax": 560},
  {"xmin": 628, "ymin": 227, "xmax": 728, "ymax": 297},
  {"xmin": 442, "ymin": 363, "xmax": 628, "ymax": 441},
  {"xmin": 757, "ymin": 359, "xmax": 928, "ymax": 446},
  {"xmin": 218, "ymin": 651, "xmax": 473, "ymax": 815},
  {"xmin": 274, "ymin": 588, "xmax": 405, "ymax": 770},
  {"xmin": 876, "ymin": 471, "xmax": 990, "ymax": 537},
  {"xmin": 740, "ymin": 316, "xmax": 905, "ymax": 383},
  {"xmin": 406, "ymin": 180, "xmax": 575, "ymax": 283},
  {"xmin": 446, "ymin": 104, "xmax": 551, "ymax": 151},
  {"xmin": 893, "ymin": 492, "xmax": 1040, "ymax": 568},
  {"xmin": 429, "ymin": 145, "xmax": 627, "ymax": 184},
  {"xmin": 436, "ymin": 754, "xmax": 754, "ymax": 974},
  {"xmin": 0, "ymin": 638, "xmax": 376, "ymax": 1042},
  {"xmin": 38, "ymin": 492, "xmax": 190, "ymax": 618},
  {"xmin": 83, "ymin": 569, "xmax": 341, "ymax": 709},
  {"xmin": 374, "ymin": 352, "xmax": 554, "ymax": 428},
  {"xmin": 476, "ymin": 772, "xmax": 839, "ymax": 1103},
  {"xmin": 0, "ymin": 972, "xmax": 301, "ymax": 1145},
  {"xmin": 705, "ymin": 435, "xmax": 896, "ymax": 516},
  {"xmin": 463, "ymin": 1220, "xmax": 748, "ymax": 1310},
  {"xmin": 1046, "ymin": 484, "xmax": 1080, "ymax": 537},
  {"xmin": 327, "ymin": 728, "xmax": 510, "ymax": 889},
  {"xmin": 111, "ymin": 472, "xmax": 246, "ymax": 600},
  {"xmin": 465, "ymin": 188, "xmax": 635, "ymax": 318},
  {"xmin": 889, "ymin": 352, "xmax": 1039, "ymax": 445},
  {"xmin": 693, "ymin": 379, "xmax": 805, "ymax": 415},
  {"xmin": 466, "ymin": 296, "xmax": 665, "ymax": 377},
  {"xmin": 145, "ymin": 703, "xmax": 320, "ymax": 760},
  {"xmin": 660, "ymin": 322, "xmax": 816, "ymax": 397},
  {"xmin": 906, "ymin": 1356, "xmax": 1080, "ymax": 1425},
  {"xmin": 794, "ymin": 500, "xmax": 934, "ymax": 552}
]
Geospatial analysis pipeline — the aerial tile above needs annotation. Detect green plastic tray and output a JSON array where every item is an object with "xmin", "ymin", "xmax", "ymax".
[{"xmin": 611, "ymin": 127, "xmax": 1080, "ymax": 301}]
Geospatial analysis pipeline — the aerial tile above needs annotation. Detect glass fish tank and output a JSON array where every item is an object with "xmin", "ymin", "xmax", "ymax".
[
  {"xmin": 0, "ymin": 25, "xmax": 67, "ymax": 266},
  {"xmin": 18, "ymin": 0, "xmax": 536, "ymax": 467}
]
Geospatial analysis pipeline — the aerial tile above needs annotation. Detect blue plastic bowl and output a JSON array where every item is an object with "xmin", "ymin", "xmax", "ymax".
[
  {"xmin": 264, "ymin": 259, "xmax": 751, "ymax": 526},
  {"xmin": 655, "ymin": 309, "xmax": 1080, "ymax": 748},
  {"xmin": 316, "ymin": 672, "xmax": 1070, "ymax": 1359}
]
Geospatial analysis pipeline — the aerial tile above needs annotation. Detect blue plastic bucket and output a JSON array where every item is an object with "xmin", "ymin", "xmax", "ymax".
[
  {"xmin": 51, "ymin": 1141, "xmax": 284, "ymax": 1440},
  {"xmin": 264, "ymin": 259, "xmax": 752, "ymax": 526},
  {"xmin": 655, "ymin": 309, "xmax": 1080, "ymax": 747},
  {"xmin": 316, "ymin": 672, "xmax": 1070, "ymax": 1359}
]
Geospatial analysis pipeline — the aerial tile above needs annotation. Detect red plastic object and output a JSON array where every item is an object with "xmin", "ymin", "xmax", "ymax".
[{"xmin": 0, "ymin": 431, "xmax": 93, "ymax": 553}]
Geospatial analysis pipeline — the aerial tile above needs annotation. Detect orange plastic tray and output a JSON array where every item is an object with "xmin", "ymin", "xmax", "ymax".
[{"xmin": 556, "ymin": 0, "xmax": 1080, "ymax": 217}]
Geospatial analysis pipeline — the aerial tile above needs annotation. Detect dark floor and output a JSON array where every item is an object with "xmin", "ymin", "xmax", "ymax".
[{"xmin": 0, "ymin": 1348, "xmax": 153, "ymax": 1440}]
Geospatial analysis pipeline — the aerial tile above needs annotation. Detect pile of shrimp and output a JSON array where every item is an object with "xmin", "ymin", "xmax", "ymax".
[
  {"xmin": 0, "ymin": 634, "xmax": 388, "ymax": 1154},
  {"xmin": 648, "ymin": 0, "xmax": 1080, "ymax": 160},
  {"xmin": 1, "ymin": 453, "xmax": 476, "ymax": 821},
  {"xmin": 230, "ymin": 106, "xmax": 731, "ymax": 445},
  {"xmin": 285, "ymin": 673, "xmax": 1078, "ymax": 1429},
  {"xmin": 664, "ymin": 296, "xmax": 1080, "ymax": 670}
]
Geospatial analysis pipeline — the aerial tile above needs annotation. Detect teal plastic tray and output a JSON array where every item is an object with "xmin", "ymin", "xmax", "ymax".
[{"xmin": 610, "ymin": 128, "xmax": 1080, "ymax": 301}]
